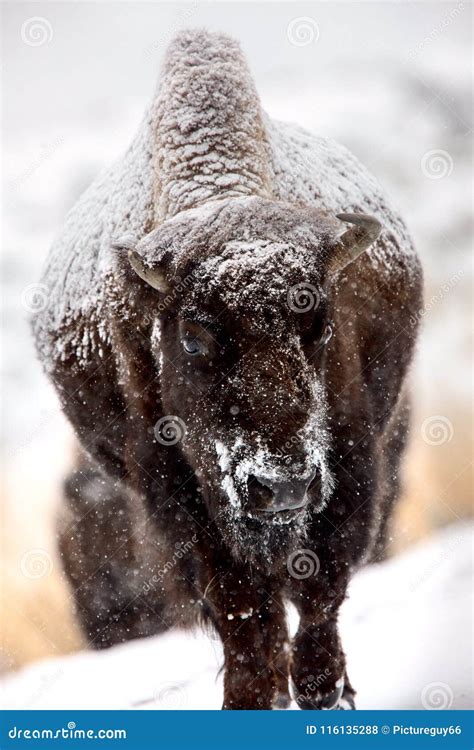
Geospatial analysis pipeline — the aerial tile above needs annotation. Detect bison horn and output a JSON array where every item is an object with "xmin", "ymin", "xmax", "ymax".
[
  {"xmin": 111, "ymin": 234, "xmax": 137, "ymax": 253},
  {"xmin": 328, "ymin": 213, "xmax": 382, "ymax": 275},
  {"xmin": 128, "ymin": 250, "xmax": 169, "ymax": 293},
  {"xmin": 112, "ymin": 236, "xmax": 169, "ymax": 293}
]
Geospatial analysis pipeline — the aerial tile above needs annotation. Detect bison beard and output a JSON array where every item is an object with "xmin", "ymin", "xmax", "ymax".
[{"xmin": 33, "ymin": 30, "xmax": 422, "ymax": 709}]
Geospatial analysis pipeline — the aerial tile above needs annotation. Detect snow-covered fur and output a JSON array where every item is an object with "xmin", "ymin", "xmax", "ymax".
[{"xmin": 33, "ymin": 30, "xmax": 422, "ymax": 710}]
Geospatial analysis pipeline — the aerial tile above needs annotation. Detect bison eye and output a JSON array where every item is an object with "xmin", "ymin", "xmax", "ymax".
[
  {"xmin": 321, "ymin": 323, "xmax": 333, "ymax": 346},
  {"xmin": 301, "ymin": 319, "xmax": 333, "ymax": 358},
  {"xmin": 182, "ymin": 336, "xmax": 206, "ymax": 356}
]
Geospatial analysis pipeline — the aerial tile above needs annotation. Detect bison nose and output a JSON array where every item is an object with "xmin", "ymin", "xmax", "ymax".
[{"xmin": 246, "ymin": 470, "xmax": 317, "ymax": 514}]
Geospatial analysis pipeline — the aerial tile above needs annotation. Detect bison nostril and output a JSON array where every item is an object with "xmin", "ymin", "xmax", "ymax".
[
  {"xmin": 247, "ymin": 475, "xmax": 274, "ymax": 509},
  {"xmin": 245, "ymin": 472, "xmax": 316, "ymax": 515},
  {"xmin": 307, "ymin": 469, "xmax": 320, "ymax": 493}
]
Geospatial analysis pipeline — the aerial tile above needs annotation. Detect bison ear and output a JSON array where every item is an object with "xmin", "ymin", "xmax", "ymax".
[
  {"xmin": 328, "ymin": 213, "xmax": 382, "ymax": 276},
  {"xmin": 111, "ymin": 236, "xmax": 170, "ymax": 294}
]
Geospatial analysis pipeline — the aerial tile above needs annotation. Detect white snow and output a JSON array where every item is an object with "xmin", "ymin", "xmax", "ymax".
[
  {"xmin": 2, "ymin": 522, "xmax": 471, "ymax": 710},
  {"xmin": 2, "ymin": 1, "xmax": 471, "ymax": 711}
]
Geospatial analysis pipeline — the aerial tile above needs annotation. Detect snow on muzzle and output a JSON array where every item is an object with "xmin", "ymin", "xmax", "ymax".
[{"xmin": 215, "ymin": 437, "xmax": 333, "ymax": 520}]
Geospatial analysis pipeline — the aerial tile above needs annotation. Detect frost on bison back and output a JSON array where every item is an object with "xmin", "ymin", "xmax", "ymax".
[{"xmin": 33, "ymin": 30, "xmax": 422, "ymax": 710}]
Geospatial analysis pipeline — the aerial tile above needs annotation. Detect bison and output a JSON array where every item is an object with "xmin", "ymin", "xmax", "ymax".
[{"xmin": 33, "ymin": 29, "xmax": 422, "ymax": 710}]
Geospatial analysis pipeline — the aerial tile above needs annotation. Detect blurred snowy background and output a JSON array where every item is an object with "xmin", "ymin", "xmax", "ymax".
[{"xmin": 1, "ymin": 1, "xmax": 472, "ymax": 708}]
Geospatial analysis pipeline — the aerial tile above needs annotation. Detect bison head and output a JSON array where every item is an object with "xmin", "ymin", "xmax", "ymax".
[{"xmin": 114, "ymin": 197, "xmax": 381, "ymax": 567}]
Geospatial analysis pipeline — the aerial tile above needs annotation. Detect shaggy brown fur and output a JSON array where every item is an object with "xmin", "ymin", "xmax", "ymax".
[{"xmin": 34, "ymin": 30, "xmax": 422, "ymax": 709}]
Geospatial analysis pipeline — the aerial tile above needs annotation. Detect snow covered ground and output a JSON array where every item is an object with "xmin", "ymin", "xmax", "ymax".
[
  {"xmin": 1, "ymin": 0, "xmax": 472, "ymax": 696},
  {"xmin": 2, "ymin": 522, "xmax": 472, "ymax": 711}
]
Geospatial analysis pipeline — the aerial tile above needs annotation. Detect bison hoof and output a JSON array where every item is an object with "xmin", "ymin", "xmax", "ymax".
[
  {"xmin": 337, "ymin": 692, "xmax": 356, "ymax": 710},
  {"xmin": 295, "ymin": 677, "xmax": 355, "ymax": 710},
  {"xmin": 273, "ymin": 691, "xmax": 292, "ymax": 710},
  {"xmin": 319, "ymin": 681, "xmax": 345, "ymax": 709}
]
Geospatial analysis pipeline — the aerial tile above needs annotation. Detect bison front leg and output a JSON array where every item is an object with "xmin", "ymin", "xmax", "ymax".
[
  {"xmin": 290, "ymin": 586, "xmax": 355, "ymax": 710},
  {"xmin": 291, "ymin": 615, "xmax": 355, "ymax": 709},
  {"xmin": 262, "ymin": 596, "xmax": 292, "ymax": 709},
  {"xmin": 218, "ymin": 611, "xmax": 276, "ymax": 709},
  {"xmin": 207, "ymin": 574, "xmax": 288, "ymax": 709}
]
